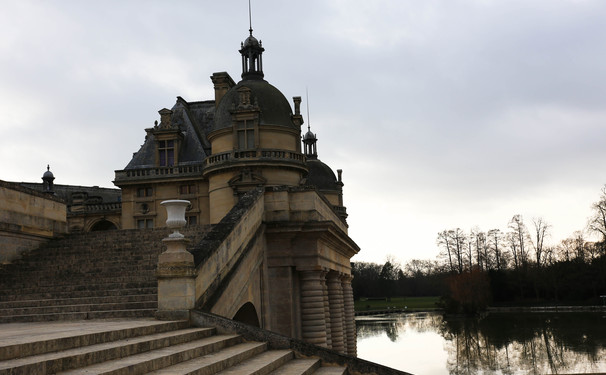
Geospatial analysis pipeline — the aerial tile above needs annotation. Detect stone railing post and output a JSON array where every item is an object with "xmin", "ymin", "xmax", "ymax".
[{"xmin": 156, "ymin": 200, "xmax": 196, "ymax": 321}]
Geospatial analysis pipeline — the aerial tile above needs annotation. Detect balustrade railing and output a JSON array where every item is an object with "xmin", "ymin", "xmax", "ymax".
[
  {"xmin": 115, "ymin": 164, "xmax": 205, "ymax": 181},
  {"xmin": 205, "ymin": 149, "xmax": 305, "ymax": 168}
]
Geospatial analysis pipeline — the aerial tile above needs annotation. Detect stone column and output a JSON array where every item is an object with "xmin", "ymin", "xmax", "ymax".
[
  {"xmin": 342, "ymin": 273, "xmax": 357, "ymax": 356},
  {"xmin": 156, "ymin": 200, "xmax": 196, "ymax": 321},
  {"xmin": 299, "ymin": 270, "xmax": 328, "ymax": 346},
  {"xmin": 327, "ymin": 271, "xmax": 345, "ymax": 353},
  {"xmin": 322, "ymin": 272, "xmax": 332, "ymax": 349}
]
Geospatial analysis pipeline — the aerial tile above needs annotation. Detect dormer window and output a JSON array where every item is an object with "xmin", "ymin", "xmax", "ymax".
[{"xmin": 159, "ymin": 140, "xmax": 175, "ymax": 166}]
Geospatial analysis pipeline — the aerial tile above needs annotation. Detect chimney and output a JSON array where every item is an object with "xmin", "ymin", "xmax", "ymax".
[{"xmin": 211, "ymin": 72, "xmax": 236, "ymax": 108}]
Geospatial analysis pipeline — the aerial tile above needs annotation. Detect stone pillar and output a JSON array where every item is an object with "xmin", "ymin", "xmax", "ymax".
[
  {"xmin": 327, "ymin": 271, "xmax": 345, "ymax": 353},
  {"xmin": 342, "ymin": 273, "xmax": 357, "ymax": 356},
  {"xmin": 156, "ymin": 200, "xmax": 196, "ymax": 321},
  {"xmin": 299, "ymin": 270, "xmax": 328, "ymax": 346},
  {"xmin": 156, "ymin": 237, "xmax": 196, "ymax": 320}
]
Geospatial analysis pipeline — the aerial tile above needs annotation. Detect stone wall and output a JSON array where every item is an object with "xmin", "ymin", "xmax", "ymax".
[
  {"xmin": 0, "ymin": 180, "xmax": 67, "ymax": 263},
  {"xmin": 191, "ymin": 187, "xmax": 266, "ymax": 324}
]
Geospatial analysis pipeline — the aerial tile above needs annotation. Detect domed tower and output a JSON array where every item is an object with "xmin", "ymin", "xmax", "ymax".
[
  {"xmin": 204, "ymin": 29, "xmax": 307, "ymax": 223},
  {"xmin": 302, "ymin": 126, "xmax": 348, "ymax": 222}
]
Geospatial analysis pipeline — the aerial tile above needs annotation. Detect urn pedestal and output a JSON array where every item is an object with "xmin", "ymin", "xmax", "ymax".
[{"xmin": 156, "ymin": 200, "xmax": 196, "ymax": 321}]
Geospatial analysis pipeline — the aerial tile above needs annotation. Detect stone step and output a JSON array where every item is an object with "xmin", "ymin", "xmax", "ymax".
[
  {"xmin": 0, "ymin": 320, "xmax": 191, "ymax": 361},
  {"xmin": 0, "ymin": 308, "xmax": 158, "ymax": 323},
  {"xmin": 0, "ymin": 276, "xmax": 157, "ymax": 289},
  {"xmin": 0, "ymin": 294, "xmax": 156, "ymax": 309},
  {"xmin": 267, "ymin": 358, "xmax": 320, "ymax": 375},
  {"xmin": 56, "ymin": 334, "xmax": 244, "ymax": 375},
  {"xmin": 213, "ymin": 350, "xmax": 293, "ymax": 375},
  {"xmin": 0, "ymin": 281, "xmax": 157, "ymax": 296},
  {"xmin": 137, "ymin": 341, "xmax": 268, "ymax": 375},
  {"xmin": 0, "ymin": 275, "xmax": 157, "ymax": 288},
  {"xmin": 0, "ymin": 328, "xmax": 229, "ymax": 374},
  {"xmin": 0, "ymin": 287, "xmax": 157, "ymax": 302},
  {"xmin": 0, "ymin": 300, "xmax": 158, "ymax": 316}
]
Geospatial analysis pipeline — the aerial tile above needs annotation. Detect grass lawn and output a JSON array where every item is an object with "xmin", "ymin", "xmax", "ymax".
[{"xmin": 354, "ymin": 296, "xmax": 441, "ymax": 312}]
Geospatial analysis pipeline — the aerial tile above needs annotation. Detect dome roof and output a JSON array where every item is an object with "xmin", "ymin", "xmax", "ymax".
[
  {"xmin": 212, "ymin": 79, "xmax": 296, "ymax": 132},
  {"xmin": 303, "ymin": 130, "xmax": 316, "ymax": 141},
  {"xmin": 306, "ymin": 159, "xmax": 338, "ymax": 191},
  {"xmin": 42, "ymin": 165, "xmax": 54, "ymax": 179},
  {"xmin": 243, "ymin": 34, "xmax": 260, "ymax": 48}
]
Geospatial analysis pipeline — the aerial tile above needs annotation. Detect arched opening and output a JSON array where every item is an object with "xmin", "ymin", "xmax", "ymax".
[
  {"xmin": 90, "ymin": 220, "xmax": 118, "ymax": 232},
  {"xmin": 232, "ymin": 302, "xmax": 260, "ymax": 327}
]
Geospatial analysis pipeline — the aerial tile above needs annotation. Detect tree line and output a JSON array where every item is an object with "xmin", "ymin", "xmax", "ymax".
[{"xmin": 352, "ymin": 185, "xmax": 606, "ymax": 313}]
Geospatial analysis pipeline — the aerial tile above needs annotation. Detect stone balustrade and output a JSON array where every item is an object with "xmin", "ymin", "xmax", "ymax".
[
  {"xmin": 114, "ymin": 164, "xmax": 205, "ymax": 182},
  {"xmin": 204, "ymin": 149, "xmax": 306, "ymax": 170}
]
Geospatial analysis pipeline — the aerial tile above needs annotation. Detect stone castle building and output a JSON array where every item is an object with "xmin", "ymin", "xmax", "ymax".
[
  {"xmin": 113, "ymin": 27, "xmax": 359, "ymax": 354},
  {"xmin": 1, "ymin": 27, "xmax": 360, "ymax": 355}
]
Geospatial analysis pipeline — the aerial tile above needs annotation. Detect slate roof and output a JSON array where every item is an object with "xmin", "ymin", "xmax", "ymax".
[
  {"xmin": 213, "ymin": 79, "xmax": 295, "ymax": 132},
  {"xmin": 306, "ymin": 159, "xmax": 339, "ymax": 191},
  {"xmin": 124, "ymin": 98, "xmax": 214, "ymax": 170}
]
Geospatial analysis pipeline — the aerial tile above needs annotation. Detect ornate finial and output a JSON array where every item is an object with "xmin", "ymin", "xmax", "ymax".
[{"xmin": 47, "ymin": 164, "xmax": 50, "ymax": 171}]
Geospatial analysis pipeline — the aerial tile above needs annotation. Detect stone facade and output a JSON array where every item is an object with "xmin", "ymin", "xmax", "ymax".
[{"xmin": 0, "ymin": 180, "xmax": 67, "ymax": 263}]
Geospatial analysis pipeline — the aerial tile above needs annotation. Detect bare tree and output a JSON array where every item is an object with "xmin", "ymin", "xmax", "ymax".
[
  {"xmin": 506, "ymin": 231, "xmax": 520, "ymax": 269},
  {"xmin": 558, "ymin": 237, "xmax": 575, "ymax": 262},
  {"xmin": 452, "ymin": 228, "xmax": 467, "ymax": 274},
  {"xmin": 437, "ymin": 230, "xmax": 455, "ymax": 273},
  {"xmin": 588, "ymin": 185, "xmax": 606, "ymax": 243},
  {"xmin": 509, "ymin": 215, "xmax": 529, "ymax": 267},
  {"xmin": 572, "ymin": 230, "xmax": 586, "ymax": 262},
  {"xmin": 487, "ymin": 229, "xmax": 504, "ymax": 270},
  {"xmin": 530, "ymin": 217, "xmax": 550, "ymax": 267}
]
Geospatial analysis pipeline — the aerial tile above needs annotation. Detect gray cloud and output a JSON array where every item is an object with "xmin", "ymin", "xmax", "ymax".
[{"xmin": 2, "ymin": 0, "xmax": 606, "ymax": 263}]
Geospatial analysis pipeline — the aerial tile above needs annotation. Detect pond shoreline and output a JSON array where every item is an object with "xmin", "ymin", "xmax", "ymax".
[
  {"xmin": 488, "ymin": 305, "xmax": 606, "ymax": 312},
  {"xmin": 355, "ymin": 305, "xmax": 606, "ymax": 316}
]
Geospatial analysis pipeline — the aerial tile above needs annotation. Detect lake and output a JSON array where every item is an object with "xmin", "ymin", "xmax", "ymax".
[{"xmin": 356, "ymin": 311, "xmax": 606, "ymax": 374}]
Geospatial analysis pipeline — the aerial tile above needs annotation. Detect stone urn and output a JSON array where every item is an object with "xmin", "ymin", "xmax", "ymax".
[{"xmin": 161, "ymin": 200, "xmax": 190, "ymax": 238}]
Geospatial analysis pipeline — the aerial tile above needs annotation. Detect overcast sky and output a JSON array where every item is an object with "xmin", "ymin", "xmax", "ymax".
[{"xmin": 2, "ymin": 0, "xmax": 606, "ymax": 265}]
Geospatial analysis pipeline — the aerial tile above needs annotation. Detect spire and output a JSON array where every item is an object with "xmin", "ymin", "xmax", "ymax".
[
  {"xmin": 302, "ymin": 91, "xmax": 318, "ymax": 159},
  {"xmin": 239, "ymin": 1, "xmax": 265, "ymax": 80}
]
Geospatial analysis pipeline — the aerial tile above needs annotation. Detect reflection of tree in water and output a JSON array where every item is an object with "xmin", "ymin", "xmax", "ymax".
[
  {"xmin": 440, "ymin": 312, "xmax": 606, "ymax": 374},
  {"xmin": 356, "ymin": 313, "xmax": 444, "ymax": 342}
]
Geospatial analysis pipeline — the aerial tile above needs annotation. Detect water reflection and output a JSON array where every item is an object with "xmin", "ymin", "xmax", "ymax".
[{"xmin": 356, "ymin": 312, "xmax": 606, "ymax": 374}]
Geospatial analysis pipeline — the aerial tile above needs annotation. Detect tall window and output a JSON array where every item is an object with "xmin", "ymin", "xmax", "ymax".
[
  {"xmin": 158, "ymin": 140, "xmax": 175, "ymax": 166},
  {"xmin": 237, "ymin": 120, "xmax": 255, "ymax": 149}
]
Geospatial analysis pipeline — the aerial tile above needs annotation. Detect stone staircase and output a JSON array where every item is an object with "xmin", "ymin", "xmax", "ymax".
[
  {"xmin": 0, "ymin": 227, "xmax": 210, "ymax": 323},
  {"xmin": 0, "ymin": 319, "xmax": 346, "ymax": 375}
]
